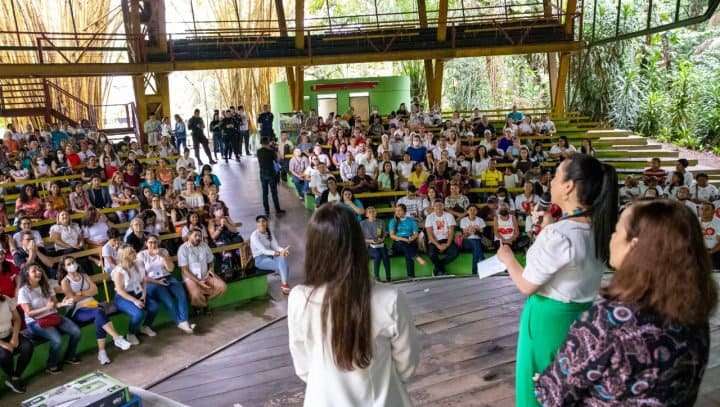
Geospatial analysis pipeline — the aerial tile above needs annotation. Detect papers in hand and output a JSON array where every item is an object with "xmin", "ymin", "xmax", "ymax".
[{"xmin": 476, "ymin": 255, "xmax": 508, "ymax": 280}]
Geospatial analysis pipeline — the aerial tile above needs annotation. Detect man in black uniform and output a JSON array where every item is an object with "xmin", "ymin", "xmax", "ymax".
[
  {"xmin": 220, "ymin": 109, "xmax": 236, "ymax": 163},
  {"xmin": 256, "ymin": 137, "xmax": 285, "ymax": 217},
  {"xmin": 257, "ymin": 104, "xmax": 275, "ymax": 141},
  {"xmin": 187, "ymin": 108, "xmax": 217, "ymax": 165}
]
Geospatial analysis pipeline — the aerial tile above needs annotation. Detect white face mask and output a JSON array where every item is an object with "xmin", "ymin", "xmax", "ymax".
[{"xmin": 66, "ymin": 263, "xmax": 78, "ymax": 273}]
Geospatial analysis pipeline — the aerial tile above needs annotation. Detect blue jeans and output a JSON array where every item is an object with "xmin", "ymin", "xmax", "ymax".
[
  {"xmin": 255, "ymin": 255, "xmax": 289, "ymax": 284},
  {"xmin": 146, "ymin": 276, "xmax": 189, "ymax": 324},
  {"xmin": 368, "ymin": 246, "xmax": 391, "ymax": 281},
  {"xmin": 114, "ymin": 294, "xmax": 159, "ymax": 334},
  {"xmin": 392, "ymin": 240, "xmax": 417, "ymax": 278},
  {"xmin": 462, "ymin": 238, "xmax": 485, "ymax": 275},
  {"xmin": 175, "ymin": 136, "xmax": 187, "ymax": 152},
  {"xmin": 72, "ymin": 307, "xmax": 109, "ymax": 339},
  {"xmin": 291, "ymin": 175, "xmax": 307, "ymax": 199},
  {"xmin": 28, "ymin": 316, "xmax": 81, "ymax": 369}
]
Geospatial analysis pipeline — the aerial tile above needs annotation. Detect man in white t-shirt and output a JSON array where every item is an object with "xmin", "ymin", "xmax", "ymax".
[
  {"xmin": 310, "ymin": 162, "xmax": 332, "ymax": 198},
  {"xmin": 700, "ymin": 202, "xmax": 720, "ymax": 270},
  {"xmin": 690, "ymin": 174, "xmax": 719, "ymax": 203},
  {"xmin": 178, "ymin": 229, "xmax": 227, "ymax": 308},
  {"xmin": 397, "ymin": 185, "xmax": 429, "ymax": 221},
  {"xmin": 424, "ymin": 199, "xmax": 459, "ymax": 276}
]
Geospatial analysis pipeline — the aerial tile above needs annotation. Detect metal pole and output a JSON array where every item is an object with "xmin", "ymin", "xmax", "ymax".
[
  {"xmin": 326, "ymin": 0, "xmax": 332, "ymax": 31},
  {"xmin": 189, "ymin": 0, "xmax": 198, "ymax": 35},
  {"xmin": 374, "ymin": 0, "xmax": 380, "ymax": 29}
]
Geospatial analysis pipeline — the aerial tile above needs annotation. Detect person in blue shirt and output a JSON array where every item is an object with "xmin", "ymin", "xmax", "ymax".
[
  {"xmin": 340, "ymin": 189, "xmax": 365, "ymax": 221},
  {"xmin": 50, "ymin": 125, "xmax": 69, "ymax": 151},
  {"xmin": 140, "ymin": 169, "xmax": 164, "ymax": 196},
  {"xmin": 194, "ymin": 164, "xmax": 221, "ymax": 188},
  {"xmin": 406, "ymin": 135, "xmax": 428, "ymax": 164},
  {"xmin": 507, "ymin": 105, "xmax": 524, "ymax": 124},
  {"xmin": 388, "ymin": 204, "xmax": 427, "ymax": 278}
]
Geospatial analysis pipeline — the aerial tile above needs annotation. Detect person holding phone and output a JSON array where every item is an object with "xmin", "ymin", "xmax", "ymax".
[
  {"xmin": 137, "ymin": 236, "xmax": 195, "ymax": 334},
  {"xmin": 250, "ymin": 215, "xmax": 291, "ymax": 295},
  {"xmin": 112, "ymin": 245, "xmax": 158, "ymax": 345}
]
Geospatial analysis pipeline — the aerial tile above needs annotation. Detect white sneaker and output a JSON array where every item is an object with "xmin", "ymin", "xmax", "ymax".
[
  {"xmin": 98, "ymin": 350, "xmax": 111, "ymax": 365},
  {"xmin": 113, "ymin": 336, "xmax": 131, "ymax": 351},
  {"xmin": 140, "ymin": 326, "xmax": 157, "ymax": 337},
  {"xmin": 126, "ymin": 334, "xmax": 140, "ymax": 345},
  {"xmin": 177, "ymin": 321, "xmax": 195, "ymax": 334}
]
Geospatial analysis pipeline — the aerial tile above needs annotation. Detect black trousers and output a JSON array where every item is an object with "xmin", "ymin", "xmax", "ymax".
[
  {"xmin": 192, "ymin": 134, "xmax": 214, "ymax": 163},
  {"xmin": 260, "ymin": 174, "xmax": 281, "ymax": 213},
  {"xmin": 238, "ymin": 130, "xmax": 251, "ymax": 156},
  {"xmin": 428, "ymin": 239, "xmax": 459, "ymax": 275},
  {"xmin": 392, "ymin": 240, "xmax": 417, "ymax": 278},
  {"xmin": 0, "ymin": 333, "xmax": 34, "ymax": 379}
]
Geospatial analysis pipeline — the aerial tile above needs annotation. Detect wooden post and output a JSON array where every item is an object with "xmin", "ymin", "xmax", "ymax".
[
  {"xmin": 295, "ymin": 0, "xmax": 305, "ymax": 50},
  {"xmin": 432, "ymin": 60, "xmax": 445, "ymax": 110},
  {"xmin": 274, "ymin": 0, "xmax": 297, "ymax": 108},
  {"xmin": 295, "ymin": 66, "xmax": 305, "ymax": 111},
  {"xmin": 553, "ymin": 52, "xmax": 570, "ymax": 115},
  {"xmin": 544, "ymin": 0, "xmax": 558, "ymax": 103},
  {"xmin": 418, "ymin": 0, "xmax": 435, "ymax": 108}
]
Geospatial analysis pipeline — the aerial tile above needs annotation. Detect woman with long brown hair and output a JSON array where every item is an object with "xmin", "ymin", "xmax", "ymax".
[
  {"xmin": 536, "ymin": 199, "xmax": 717, "ymax": 405},
  {"xmin": 288, "ymin": 203, "xmax": 420, "ymax": 406}
]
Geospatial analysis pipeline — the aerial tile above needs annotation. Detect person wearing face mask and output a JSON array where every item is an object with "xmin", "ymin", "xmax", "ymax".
[
  {"xmin": 496, "ymin": 154, "xmax": 618, "ymax": 407},
  {"xmin": 59, "ymin": 256, "xmax": 132, "ymax": 365}
]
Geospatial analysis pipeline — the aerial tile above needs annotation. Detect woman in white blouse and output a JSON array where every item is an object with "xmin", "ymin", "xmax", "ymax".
[
  {"xmin": 49, "ymin": 210, "xmax": 84, "ymax": 253},
  {"xmin": 288, "ymin": 203, "xmax": 420, "ymax": 406},
  {"xmin": 137, "ymin": 236, "xmax": 195, "ymax": 334},
  {"xmin": 497, "ymin": 154, "xmax": 618, "ymax": 407},
  {"xmin": 250, "ymin": 215, "xmax": 290, "ymax": 295},
  {"xmin": 111, "ymin": 245, "xmax": 159, "ymax": 345}
]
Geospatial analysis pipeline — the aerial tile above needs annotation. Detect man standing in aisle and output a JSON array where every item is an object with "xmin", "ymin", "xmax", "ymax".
[
  {"xmin": 257, "ymin": 104, "xmax": 275, "ymax": 142},
  {"xmin": 188, "ymin": 109, "xmax": 217, "ymax": 165},
  {"xmin": 257, "ymin": 137, "xmax": 285, "ymax": 217},
  {"xmin": 144, "ymin": 113, "xmax": 161, "ymax": 147},
  {"xmin": 237, "ymin": 105, "xmax": 251, "ymax": 157}
]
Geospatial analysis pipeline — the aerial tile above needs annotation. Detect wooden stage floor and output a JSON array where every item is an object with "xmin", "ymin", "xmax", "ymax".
[{"xmin": 149, "ymin": 276, "xmax": 720, "ymax": 406}]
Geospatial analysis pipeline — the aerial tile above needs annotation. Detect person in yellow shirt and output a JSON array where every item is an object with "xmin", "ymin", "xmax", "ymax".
[
  {"xmin": 480, "ymin": 159, "xmax": 504, "ymax": 188},
  {"xmin": 408, "ymin": 163, "xmax": 429, "ymax": 189}
]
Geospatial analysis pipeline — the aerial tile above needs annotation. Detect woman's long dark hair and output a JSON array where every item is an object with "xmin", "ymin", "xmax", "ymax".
[
  {"xmin": 562, "ymin": 154, "xmax": 618, "ymax": 265},
  {"xmin": 18, "ymin": 264, "xmax": 51, "ymax": 297},
  {"xmin": 304, "ymin": 203, "xmax": 372, "ymax": 371}
]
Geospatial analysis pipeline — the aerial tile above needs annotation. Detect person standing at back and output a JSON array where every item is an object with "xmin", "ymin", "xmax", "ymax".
[
  {"xmin": 288, "ymin": 203, "xmax": 420, "ymax": 406},
  {"xmin": 257, "ymin": 137, "xmax": 285, "ymax": 217},
  {"xmin": 257, "ymin": 104, "xmax": 275, "ymax": 141},
  {"xmin": 187, "ymin": 109, "xmax": 217, "ymax": 166},
  {"xmin": 237, "ymin": 105, "xmax": 251, "ymax": 156}
]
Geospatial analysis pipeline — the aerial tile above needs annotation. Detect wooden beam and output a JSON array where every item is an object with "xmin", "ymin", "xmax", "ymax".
[
  {"xmin": 437, "ymin": 0, "xmax": 449, "ymax": 42},
  {"xmin": 432, "ymin": 60, "xmax": 444, "ymax": 109},
  {"xmin": 417, "ymin": 0, "xmax": 428, "ymax": 27},
  {"xmin": 565, "ymin": 0, "xmax": 578, "ymax": 36},
  {"xmin": 424, "ymin": 60, "xmax": 435, "ymax": 108},
  {"xmin": 547, "ymin": 52, "xmax": 558, "ymax": 102},
  {"xmin": 131, "ymin": 74, "xmax": 147, "ymax": 144},
  {"xmin": 274, "ymin": 0, "xmax": 297, "ymax": 108},
  {"xmin": 0, "ymin": 41, "xmax": 585, "ymax": 78},
  {"xmin": 295, "ymin": 0, "xmax": 304, "ymax": 50},
  {"xmin": 294, "ymin": 66, "xmax": 304, "ymax": 111},
  {"xmin": 553, "ymin": 52, "xmax": 570, "ymax": 115}
]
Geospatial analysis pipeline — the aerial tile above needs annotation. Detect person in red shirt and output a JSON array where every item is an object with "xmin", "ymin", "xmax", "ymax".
[
  {"xmin": 643, "ymin": 157, "xmax": 668, "ymax": 186},
  {"xmin": 65, "ymin": 145, "xmax": 82, "ymax": 169},
  {"xmin": 122, "ymin": 162, "xmax": 141, "ymax": 188}
]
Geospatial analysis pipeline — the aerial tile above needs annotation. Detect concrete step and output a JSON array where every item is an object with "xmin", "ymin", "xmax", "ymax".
[
  {"xmin": 600, "ymin": 158, "xmax": 698, "ymax": 169},
  {"xmin": 596, "ymin": 136, "xmax": 647, "ymax": 146},
  {"xmin": 616, "ymin": 167, "xmax": 720, "ymax": 176},
  {"xmin": 588, "ymin": 129, "xmax": 633, "ymax": 137},
  {"xmin": 595, "ymin": 150, "xmax": 679, "ymax": 159}
]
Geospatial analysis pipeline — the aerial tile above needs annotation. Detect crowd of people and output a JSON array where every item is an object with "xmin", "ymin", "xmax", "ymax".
[{"xmin": 0, "ymin": 111, "xmax": 291, "ymax": 394}]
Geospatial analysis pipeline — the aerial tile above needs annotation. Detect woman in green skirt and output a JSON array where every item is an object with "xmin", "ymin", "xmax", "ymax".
[{"xmin": 497, "ymin": 154, "xmax": 618, "ymax": 407}]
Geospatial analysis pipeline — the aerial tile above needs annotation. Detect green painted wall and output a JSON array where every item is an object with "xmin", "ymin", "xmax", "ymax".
[{"xmin": 269, "ymin": 75, "xmax": 411, "ymax": 132}]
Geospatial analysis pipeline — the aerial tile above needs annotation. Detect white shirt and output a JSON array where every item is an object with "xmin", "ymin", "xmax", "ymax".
[
  {"xmin": 250, "ymin": 230, "xmax": 281, "ymax": 258},
  {"xmin": 691, "ymin": 184, "xmax": 719, "ymax": 202},
  {"xmin": 549, "ymin": 144, "xmax": 576, "ymax": 155},
  {"xmin": 471, "ymin": 159, "xmax": 489, "ymax": 177},
  {"xmin": 12, "ymin": 230, "xmax": 44, "ymax": 248},
  {"xmin": 49, "ymin": 223, "xmax": 82, "ymax": 251},
  {"xmin": 0, "ymin": 300, "xmax": 12, "ymax": 338},
  {"xmin": 176, "ymin": 157, "xmax": 196, "ymax": 172},
  {"xmin": 137, "ymin": 249, "xmax": 171, "ymax": 279},
  {"xmin": 701, "ymin": 218, "xmax": 720, "ymax": 249},
  {"xmin": 515, "ymin": 194, "xmax": 539, "ymax": 216},
  {"xmin": 177, "ymin": 241, "xmax": 214, "ymax": 280},
  {"xmin": 288, "ymin": 284, "xmax": 420, "ymax": 407},
  {"xmin": 683, "ymin": 171, "xmax": 694, "ymax": 187},
  {"xmin": 397, "ymin": 196, "xmax": 429, "ymax": 220},
  {"xmin": 310, "ymin": 172, "xmax": 331, "ymax": 195},
  {"xmin": 83, "ymin": 221, "xmax": 109, "ymax": 244},
  {"xmin": 521, "ymin": 219, "xmax": 606, "ymax": 303},
  {"xmin": 397, "ymin": 161, "xmax": 414, "ymax": 180},
  {"xmin": 112, "ymin": 265, "xmax": 144, "ymax": 295},
  {"xmin": 101, "ymin": 242, "xmax": 118, "ymax": 273},
  {"xmin": 460, "ymin": 216, "xmax": 486, "ymax": 239},
  {"xmin": 17, "ymin": 285, "xmax": 55, "ymax": 323},
  {"xmin": 425, "ymin": 212, "xmax": 456, "ymax": 241}
]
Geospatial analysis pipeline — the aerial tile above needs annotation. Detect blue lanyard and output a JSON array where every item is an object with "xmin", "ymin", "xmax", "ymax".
[{"xmin": 560, "ymin": 208, "xmax": 589, "ymax": 220}]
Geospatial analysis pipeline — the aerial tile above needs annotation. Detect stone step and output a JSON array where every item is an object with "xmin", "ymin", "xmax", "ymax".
[
  {"xmin": 595, "ymin": 150, "xmax": 679, "ymax": 159},
  {"xmin": 596, "ymin": 136, "xmax": 647, "ymax": 146},
  {"xmin": 588, "ymin": 129, "xmax": 633, "ymax": 137},
  {"xmin": 600, "ymin": 158, "xmax": 698, "ymax": 169}
]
